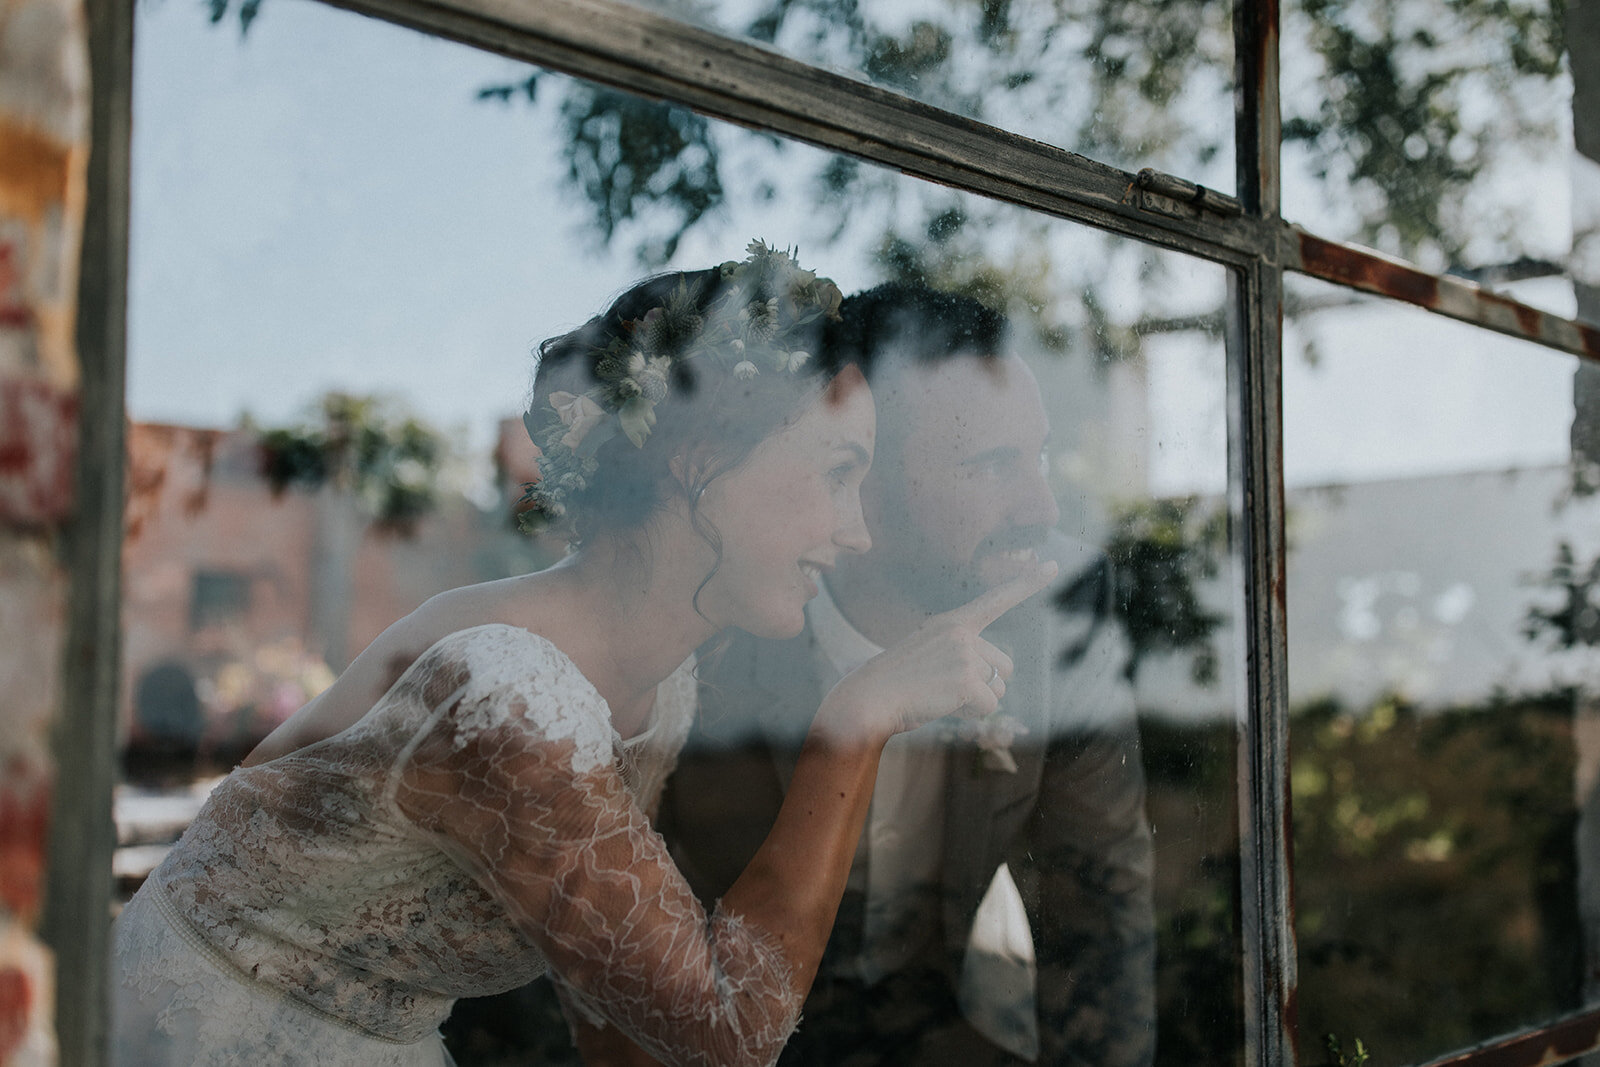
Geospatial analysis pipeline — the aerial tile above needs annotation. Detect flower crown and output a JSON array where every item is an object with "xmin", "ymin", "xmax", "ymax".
[{"xmin": 521, "ymin": 241, "xmax": 844, "ymax": 527}]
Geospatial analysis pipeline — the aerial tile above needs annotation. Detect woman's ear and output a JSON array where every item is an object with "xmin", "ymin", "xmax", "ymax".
[{"xmin": 667, "ymin": 450, "xmax": 711, "ymax": 503}]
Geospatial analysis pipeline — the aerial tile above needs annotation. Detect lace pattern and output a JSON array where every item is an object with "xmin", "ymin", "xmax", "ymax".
[
  {"xmin": 117, "ymin": 625, "xmax": 798, "ymax": 1067},
  {"xmin": 391, "ymin": 627, "xmax": 802, "ymax": 1066}
]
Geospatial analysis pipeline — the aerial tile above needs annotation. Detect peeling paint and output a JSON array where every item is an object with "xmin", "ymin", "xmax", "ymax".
[
  {"xmin": 0, "ymin": 920, "xmax": 53, "ymax": 1063},
  {"xmin": 0, "ymin": 116, "xmax": 75, "ymax": 226},
  {"xmin": 1298, "ymin": 232, "xmax": 1441, "ymax": 307},
  {"xmin": 1295, "ymin": 230, "xmax": 1600, "ymax": 362},
  {"xmin": 0, "ymin": 759, "xmax": 48, "ymax": 925},
  {"xmin": 0, "ymin": 375, "xmax": 75, "ymax": 525},
  {"xmin": 0, "ymin": 241, "xmax": 28, "ymax": 329}
]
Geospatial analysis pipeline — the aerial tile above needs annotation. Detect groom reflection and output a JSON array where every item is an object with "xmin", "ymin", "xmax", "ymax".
[{"xmin": 662, "ymin": 283, "xmax": 1157, "ymax": 1066}]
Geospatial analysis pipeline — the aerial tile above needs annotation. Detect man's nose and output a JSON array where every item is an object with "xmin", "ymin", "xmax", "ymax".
[{"xmin": 1013, "ymin": 468, "xmax": 1060, "ymax": 529}]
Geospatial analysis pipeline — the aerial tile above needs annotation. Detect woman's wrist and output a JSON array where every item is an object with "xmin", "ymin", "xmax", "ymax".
[{"xmin": 808, "ymin": 689, "xmax": 895, "ymax": 750}]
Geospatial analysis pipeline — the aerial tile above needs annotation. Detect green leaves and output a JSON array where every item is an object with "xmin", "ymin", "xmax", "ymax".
[{"xmin": 257, "ymin": 393, "xmax": 447, "ymax": 534}]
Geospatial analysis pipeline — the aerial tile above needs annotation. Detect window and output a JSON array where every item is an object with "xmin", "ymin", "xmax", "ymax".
[
  {"xmin": 62, "ymin": 0, "xmax": 1598, "ymax": 1062},
  {"xmin": 188, "ymin": 570, "xmax": 252, "ymax": 631}
]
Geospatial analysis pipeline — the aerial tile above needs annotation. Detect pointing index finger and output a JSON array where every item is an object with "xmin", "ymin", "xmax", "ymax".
[{"xmin": 949, "ymin": 560, "xmax": 1058, "ymax": 630}]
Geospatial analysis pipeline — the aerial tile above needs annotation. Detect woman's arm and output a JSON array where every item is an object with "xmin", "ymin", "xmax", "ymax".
[
  {"xmin": 710, "ymin": 562, "xmax": 1054, "ymax": 999},
  {"xmin": 567, "ymin": 1012, "xmax": 667, "ymax": 1066},
  {"xmin": 394, "ymin": 568, "xmax": 1051, "ymax": 1066}
]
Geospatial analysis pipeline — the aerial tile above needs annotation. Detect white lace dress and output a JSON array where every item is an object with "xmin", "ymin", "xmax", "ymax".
[{"xmin": 112, "ymin": 624, "xmax": 803, "ymax": 1066}]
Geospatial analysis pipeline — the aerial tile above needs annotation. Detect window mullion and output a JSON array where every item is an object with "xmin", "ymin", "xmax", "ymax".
[{"xmin": 1232, "ymin": 0, "xmax": 1296, "ymax": 1064}]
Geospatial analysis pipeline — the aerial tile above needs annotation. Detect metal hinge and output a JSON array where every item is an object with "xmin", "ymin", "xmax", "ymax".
[{"xmin": 1128, "ymin": 168, "xmax": 1243, "ymax": 221}]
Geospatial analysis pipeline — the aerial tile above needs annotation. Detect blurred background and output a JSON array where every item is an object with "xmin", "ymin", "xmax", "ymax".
[{"xmin": 117, "ymin": 0, "xmax": 1590, "ymax": 1061}]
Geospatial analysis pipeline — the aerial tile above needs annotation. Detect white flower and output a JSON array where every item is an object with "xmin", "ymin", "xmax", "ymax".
[
  {"xmin": 637, "ymin": 356, "xmax": 672, "ymax": 402},
  {"xmin": 785, "ymin": 350, "xmax": 811, "ymax": 372},
  {"xmin": 733, "ymin": 360, "xmax": 759, "ymax": 380},
  {"xmin": 549, "ymin": 391, "xmax": 606, "ymax": 452}
]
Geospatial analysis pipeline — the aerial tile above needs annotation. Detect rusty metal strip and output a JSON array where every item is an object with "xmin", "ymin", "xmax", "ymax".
[
  {"xmin": 1415, "ymin": 1007, "xmax": 1600, "ymax": 1067},
  {"xmin": 1288, "ymin": 228, "xmax": 1600, "ymax": 363},
  {"xmin": 313, "ymin": 0, "xmax": 1268, "ymax": 265}
]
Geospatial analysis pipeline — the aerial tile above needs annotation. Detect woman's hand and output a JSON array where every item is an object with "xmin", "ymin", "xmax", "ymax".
[{"xmin": 814, "ymin": 561, "xmax": 1057, "ymax": 743}]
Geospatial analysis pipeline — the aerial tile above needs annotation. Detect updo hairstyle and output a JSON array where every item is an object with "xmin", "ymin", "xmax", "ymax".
[{"xmin": 526, "ymin": 265, "xmax": 844, "ymax": 547}]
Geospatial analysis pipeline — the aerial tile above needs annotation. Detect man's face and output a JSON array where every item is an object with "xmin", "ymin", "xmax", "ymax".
[{"xmin": 862, "ymin": 353, "xmax": 1060, "ymax": 614}]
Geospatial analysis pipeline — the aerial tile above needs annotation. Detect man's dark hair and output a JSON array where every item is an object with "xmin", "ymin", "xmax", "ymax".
[
  {"xmin": 824, "ymin": 282, "xmax": 1009, "ymax": 470},
  {"xmin": 822, "ymin": 282, "xmax": 1008, "ymax": 377}
]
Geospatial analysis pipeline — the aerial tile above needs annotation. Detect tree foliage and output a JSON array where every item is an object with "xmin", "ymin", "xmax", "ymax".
[
  {"xmin": 1101, "ymin": 496, "xmax": 1228, "ymax": 684},
  {"xmin": 447, "ymin": 0, "xmax": 1565, "ymax": 275},
  {"xmin": 257, "ymin": 392, "xmax": 448, "ymax": 534}
]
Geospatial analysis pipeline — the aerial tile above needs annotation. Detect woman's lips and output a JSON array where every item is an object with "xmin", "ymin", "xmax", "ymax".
[{"xmin": 799, "ymin": 561, "xmax": 823, "ymax": 598}]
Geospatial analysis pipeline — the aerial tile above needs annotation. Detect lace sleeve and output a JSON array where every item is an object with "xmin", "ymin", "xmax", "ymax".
[{"xmin": 384, "ymin": 627, "xmax": 802, "ymax": 1067}]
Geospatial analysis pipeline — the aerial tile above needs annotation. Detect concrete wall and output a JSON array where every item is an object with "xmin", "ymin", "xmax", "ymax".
[{"xmin": 0, "ymin": 0, "xmax": 88, "ymax": 1057}]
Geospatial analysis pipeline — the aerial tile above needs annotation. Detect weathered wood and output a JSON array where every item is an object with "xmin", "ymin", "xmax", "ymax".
[
  {"xmin": 41, "ymin": 0, "xmax": 132, "ymax": 1057},
  {"xmin": 315, "ymin": 0, "xmax": 1270, "ymax": 265}
]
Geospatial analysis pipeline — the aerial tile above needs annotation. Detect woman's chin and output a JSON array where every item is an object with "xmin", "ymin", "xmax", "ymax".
[{"xmin": 735, "ymin": 603, "xmax": 809, "ymax": 641}]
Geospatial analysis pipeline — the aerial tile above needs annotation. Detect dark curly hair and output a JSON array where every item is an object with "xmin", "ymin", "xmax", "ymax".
[
  {"xmin": 527, "ymin": 267, "xmax": 849, "ymax": 550},
  {"xmin": 820, "ymin": 282, "xmax": 1008, "ymax": 469}
]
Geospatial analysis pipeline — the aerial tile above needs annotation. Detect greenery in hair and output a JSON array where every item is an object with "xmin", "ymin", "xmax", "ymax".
[{"xmin": 520, "ymin": 240, "xmax": 843, "ymax": 531}]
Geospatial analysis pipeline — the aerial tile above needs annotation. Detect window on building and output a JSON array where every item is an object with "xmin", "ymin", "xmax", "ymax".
[{"xmin": 188, "ymin": 569, "xmax": 252, "ymax": 632}]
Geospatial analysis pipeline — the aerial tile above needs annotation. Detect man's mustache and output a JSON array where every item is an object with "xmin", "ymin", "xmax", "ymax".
[{"xmin": 975, "ymin": 526, "xmax": 1050, "ymax": 557}]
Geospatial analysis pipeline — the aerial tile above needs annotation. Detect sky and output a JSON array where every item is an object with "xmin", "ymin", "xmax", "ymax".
[{"xmin": 128, "ymin": 0, "xmax": 1584, "ymax": 501}]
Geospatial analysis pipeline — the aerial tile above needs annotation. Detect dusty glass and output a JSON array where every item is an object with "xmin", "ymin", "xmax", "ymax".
[
  {"xmin": 1284, "ymin": 273, "xmax": 1594, "ymax": 1064},
  {"xmin": 576, "ymin": 0, "xmax": 1238, "ymax": 193},
  {"xmin": 1279, "ymin": 0, "xmax": 1595, "ymax": 330},
  {"xmin": 122, "ymin": 0, "xmax": 1246, "ymax": 1060}
]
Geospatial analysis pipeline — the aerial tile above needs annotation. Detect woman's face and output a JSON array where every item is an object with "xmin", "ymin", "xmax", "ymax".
[{"xmin": 694, "ymin": 371, "xmax": 876, "ymax": 638}]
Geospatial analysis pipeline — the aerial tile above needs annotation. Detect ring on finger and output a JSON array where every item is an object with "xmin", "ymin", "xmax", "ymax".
[{"xmin": 986, "ymin": 662, "xmax": 999, "ymax": 686}]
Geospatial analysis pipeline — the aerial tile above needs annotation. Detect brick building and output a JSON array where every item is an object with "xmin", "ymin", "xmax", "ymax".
[{"xmin": 118, "ymin": 418, "xmax": 548, "ymax": 768}]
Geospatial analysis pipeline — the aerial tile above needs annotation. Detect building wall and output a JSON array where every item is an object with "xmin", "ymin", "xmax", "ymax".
[{"xmin": 120, "ymin": 421, "xmax": 534, "ymax": 766}]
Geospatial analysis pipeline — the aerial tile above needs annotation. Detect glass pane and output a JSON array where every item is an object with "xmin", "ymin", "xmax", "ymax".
[
  {"xmin": 1285, "ymin": 273, "xmax": 1593, "ymax": 1063},
  {"xmin": 1281, "ymin": 0, "xmax": 1598, "ymax": 331},
  {"xmin": 508, "ymin": 0, "xmax": 1233, "ymax": 195},
  {"xmin": 122, "ymin": 0, "xmax": 1245, "ymax": 1061}
]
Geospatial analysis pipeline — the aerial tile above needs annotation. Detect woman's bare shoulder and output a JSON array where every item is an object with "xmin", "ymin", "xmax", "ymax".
[{"xmin": 242, "ymin": 576, "xmax": 552, "ymax": 766}]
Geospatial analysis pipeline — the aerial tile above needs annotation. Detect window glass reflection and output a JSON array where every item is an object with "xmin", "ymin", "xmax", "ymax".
[
  {"xmin": 1285, "ymin": 273, "xmax": 1591, "ymax": 1062},
  {"xmin": 1280, "ymin": 0, "xmax": 1595, "ymax": 329},
  {"xmin": 122, "ymin": 1, "xmax": 1245, "ymax": 1061},
  {"xmin": 500, "ymin": 0, "xmax": 1235, "ymax": 192}
]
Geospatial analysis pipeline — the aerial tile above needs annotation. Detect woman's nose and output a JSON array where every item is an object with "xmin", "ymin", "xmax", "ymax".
[{"xmin": 834, "ymin": 501, "xmax": 872, "ymax": 555}]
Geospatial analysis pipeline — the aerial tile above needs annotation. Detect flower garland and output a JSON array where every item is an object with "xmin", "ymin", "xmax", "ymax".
[{"xmin": 522, "ymin": 241, "xmax": 843, "ymax": 525}]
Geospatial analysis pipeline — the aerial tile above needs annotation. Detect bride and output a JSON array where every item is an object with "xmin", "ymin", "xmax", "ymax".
[{"xmin": 111, "ymin": 243, "xmax": 1054, "ymax": 1066}]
